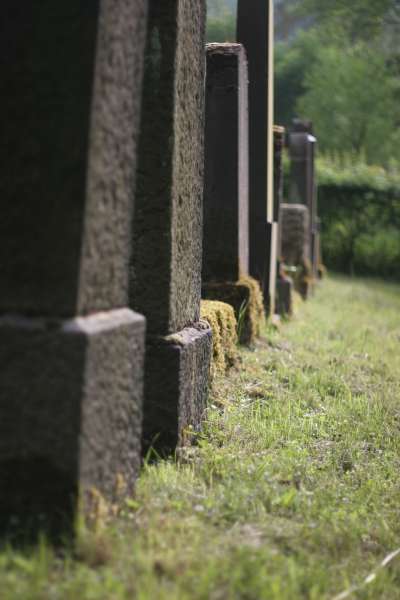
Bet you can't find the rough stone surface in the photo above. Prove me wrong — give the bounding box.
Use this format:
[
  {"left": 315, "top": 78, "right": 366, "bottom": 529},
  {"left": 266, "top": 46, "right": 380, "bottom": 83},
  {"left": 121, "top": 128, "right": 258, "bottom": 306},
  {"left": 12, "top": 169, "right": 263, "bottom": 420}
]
[
  {"left": 0, "top": 309, "right": 145, "bottom": 535},
  {"left": 131, "top": 0, "right": 206, "bottom": 335},
  {"left": 280, "top": 203, "right": 310, "bottom": 266},
  {"left": 237, "top": 0, "right": 274, "bottom": 298},
  {"left": 203, "top": 43, "right": 249, "bottom": 283},
  {"left": 0, "top": 0, "right": 147, "bottom": 317},
  {"left": 142, "top": 325, "right": 212, "bottom": 453}
]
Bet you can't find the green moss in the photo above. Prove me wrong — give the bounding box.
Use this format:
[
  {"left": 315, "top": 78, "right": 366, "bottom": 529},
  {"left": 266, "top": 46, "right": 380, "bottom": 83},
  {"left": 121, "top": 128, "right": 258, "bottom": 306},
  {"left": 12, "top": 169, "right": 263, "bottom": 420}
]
[
  {"left": 200, "top": 300, "right": 238, "bottom": 378},
  {"left": 202, "top": 276, "right": 265, "bottom": 345},
  {"left": 238, "top": 275, "right": 265, "bottom": 340}
]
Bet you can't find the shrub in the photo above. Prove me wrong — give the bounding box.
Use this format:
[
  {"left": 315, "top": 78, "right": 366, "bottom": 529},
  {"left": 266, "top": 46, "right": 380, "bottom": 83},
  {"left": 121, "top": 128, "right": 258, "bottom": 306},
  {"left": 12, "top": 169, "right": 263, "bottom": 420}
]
[{"left": 316, "top": 155, "right": 400, "bottom": 279}]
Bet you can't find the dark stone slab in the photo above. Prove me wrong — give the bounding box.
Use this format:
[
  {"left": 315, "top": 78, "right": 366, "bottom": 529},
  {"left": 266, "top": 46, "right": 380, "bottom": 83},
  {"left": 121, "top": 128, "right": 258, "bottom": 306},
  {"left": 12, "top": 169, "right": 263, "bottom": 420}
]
[
  {"left": 237, "top": 0, "right": 274, "bottom": 299},
  {"left": 142, "top": 325, "right": 212, "bottom": 454},
  {"left": 203, "top": 43, "right": 249, "bottom": 283},
  {"left": 131, "top": 0, "right": 206, "bottom": 335},
  {"left": 273, "top": 126, "right": 286, "bottom": 227},
  {"left": 0, "top": 309, "right": 145, "bottom": 538},
  {"left": 288, "top": 120, "right": 318, "bottom": 275},
  {"left": 289, "top": 130, "right": 317, "bottom": 222},
  {"left": 0, "top": 0, "right": 147, "bottom": 317}
]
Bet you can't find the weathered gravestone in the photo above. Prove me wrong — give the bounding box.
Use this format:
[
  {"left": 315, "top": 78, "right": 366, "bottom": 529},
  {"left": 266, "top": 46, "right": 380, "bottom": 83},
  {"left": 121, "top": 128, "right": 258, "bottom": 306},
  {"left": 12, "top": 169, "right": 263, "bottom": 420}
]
[
  {"left": 273, "top": 126, "right": 293, "bottom": 316},
  {"left": 203, "top": 43, "right": 249, "bottom": 285},
  {"left": 280, "top": 203, "right": 311, "bottom": 299},
  {"left": 130, "top": 0, "right": 212, "bottom": 453},
  {"left": 0, "top": 0, "right": 147, "bottom": 537},
  {"left": 237, "top": 0, "right": 277, "bottom": 315},
  {"left": 202, "top": 44, "right": 263, "bottom": 344},
  {"left": 289, "top": 119, "right": 318, "bottom": 280}
]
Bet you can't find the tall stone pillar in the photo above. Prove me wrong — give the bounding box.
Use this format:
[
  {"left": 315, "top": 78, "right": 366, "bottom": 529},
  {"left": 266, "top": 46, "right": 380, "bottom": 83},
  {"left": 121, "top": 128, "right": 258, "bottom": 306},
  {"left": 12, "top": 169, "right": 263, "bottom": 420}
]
[
  {"left": 274, "top": 125, "right": 293, "bottom": 316},
  {"left": 130, "top": 0, "right": 212, "bottom": 453},
  {"left": 237, "top": 0, "right": 276, "bottom": 315},
  {"left": 280, "top": 203, "right": 312, "bottom": 299},
  {"left": 289, "top": 119, "right": 318, "bottom": 278},
  {"left": 202, "top": 43, "right": 263, "bottom": 345},
  {"left": 203, "top": 43, "right": 249, "bottom": 285},
  {"left": 0, "top": 0, "right": 148, "bottom": 536}
]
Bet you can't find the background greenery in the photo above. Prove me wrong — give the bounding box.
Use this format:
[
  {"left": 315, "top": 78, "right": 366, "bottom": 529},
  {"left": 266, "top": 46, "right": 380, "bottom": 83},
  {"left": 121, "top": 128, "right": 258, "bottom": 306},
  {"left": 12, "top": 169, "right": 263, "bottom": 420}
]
[
  {"left": 207, "top": 0, "right": 400, "bottom": 279},
  {"left": 317, "top": 157, "right": 400, "bottom": 279}
]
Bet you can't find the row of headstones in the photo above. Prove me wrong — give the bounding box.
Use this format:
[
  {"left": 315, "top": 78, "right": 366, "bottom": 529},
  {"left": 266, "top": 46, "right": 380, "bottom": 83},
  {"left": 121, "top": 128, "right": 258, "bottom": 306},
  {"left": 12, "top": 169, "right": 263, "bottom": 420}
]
[
  {"left": 0, "top": 0, "right": 314, "bottom": 536},
  {"left": 278, "top": 120, "right": 321, "bottom": 309}
]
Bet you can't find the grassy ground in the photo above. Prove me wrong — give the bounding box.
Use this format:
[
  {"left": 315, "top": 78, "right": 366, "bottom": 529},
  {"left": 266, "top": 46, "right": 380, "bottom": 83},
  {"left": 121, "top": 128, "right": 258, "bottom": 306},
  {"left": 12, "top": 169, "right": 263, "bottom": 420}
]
[{"left": 2, "top": 276, "right": 400, "bottom": 599}]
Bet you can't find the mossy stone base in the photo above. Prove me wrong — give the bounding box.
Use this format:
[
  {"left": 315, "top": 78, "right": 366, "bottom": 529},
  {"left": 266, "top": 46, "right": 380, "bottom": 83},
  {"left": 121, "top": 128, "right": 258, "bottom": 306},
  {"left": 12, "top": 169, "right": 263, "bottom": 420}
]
[
  {"left": 200, "top": 300, "right": 239, "bottom": 378},
  {"left": 202, "top": 276, "right": 264, "bottom": 345},
  {"left": 0, "top": 309, "right": 145, "bottom": 541},
  {"left": 142, "top": 324, "right": 212, "bottom": 455}
]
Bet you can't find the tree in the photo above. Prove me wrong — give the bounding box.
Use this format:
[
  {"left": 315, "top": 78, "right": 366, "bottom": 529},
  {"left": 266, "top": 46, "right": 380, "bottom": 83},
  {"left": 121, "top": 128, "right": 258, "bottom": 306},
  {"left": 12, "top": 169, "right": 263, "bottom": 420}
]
[
  {"left": 297, "top": 44, "right": 400, "bottom": 163},
  {"left": 274, "top": 30, "right": 320, "bottom": 126},
  {"left": 293, "top": 0, "right": 400, "bottom": 43},
  {"left": 206, "top": 0, "right": 236, "bottom": 43}
]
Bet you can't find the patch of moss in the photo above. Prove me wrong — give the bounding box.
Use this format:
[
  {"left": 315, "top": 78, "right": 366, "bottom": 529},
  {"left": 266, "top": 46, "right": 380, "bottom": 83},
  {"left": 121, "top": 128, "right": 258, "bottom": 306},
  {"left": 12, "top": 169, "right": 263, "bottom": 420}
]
[
  {"left": 238, "top": 275, "right": 265, "bottom": 339},
  {"left": 200, "top": 300, "right": 238, "bottom": 378},
  {"left": 202, "top": 276, "right": 265, "bottom": 345}
]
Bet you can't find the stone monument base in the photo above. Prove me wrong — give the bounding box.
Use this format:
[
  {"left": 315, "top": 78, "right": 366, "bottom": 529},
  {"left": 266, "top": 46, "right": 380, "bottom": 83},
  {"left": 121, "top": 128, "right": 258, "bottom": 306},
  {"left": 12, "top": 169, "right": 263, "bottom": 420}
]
[
  {"left": 0, "top": 308, "right": 145, "bottom": 539},
  {"left": 142, "top": 324, "right": 212, "bottom": 455}
]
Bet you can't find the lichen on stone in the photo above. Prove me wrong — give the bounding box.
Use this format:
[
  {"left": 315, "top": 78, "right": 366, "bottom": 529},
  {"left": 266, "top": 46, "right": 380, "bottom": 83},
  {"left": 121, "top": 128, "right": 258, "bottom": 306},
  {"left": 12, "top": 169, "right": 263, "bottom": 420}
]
[
  {"left": 237, "top": 275, "right": 265, "bottom": 341},
  {"left": 200, "top": 300, "right": 238, "bottom": 379},
  {"left": 202, "top": 276, "right": 265, "bottom": 346}
]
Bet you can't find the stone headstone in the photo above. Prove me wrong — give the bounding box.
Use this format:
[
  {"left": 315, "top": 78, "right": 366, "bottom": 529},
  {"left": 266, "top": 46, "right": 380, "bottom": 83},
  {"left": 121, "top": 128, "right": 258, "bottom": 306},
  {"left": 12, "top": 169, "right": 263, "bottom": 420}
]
[
  {"left": 280, "top": 204, "right": 310, "bottom": 267},
  {"left": 288, "top": 119, "right": 318, "bottom": 277},
  {"left": 273, "top": 125, "right": 293, "bottom": 317},
  {"left": 0, "top": 0, "right": 147, "bottom": 537},
  {"left": 280, "top": 203, "right": 312, "bottom": 299},
  {"left": 237, "top": 0, "right": 275, "bottom": 314},
  {"left": 130, "top": 0, "right": 212, "bottom": 452},
  {"left": 203, "top": 43, "right": 249, "bottom": 283}
]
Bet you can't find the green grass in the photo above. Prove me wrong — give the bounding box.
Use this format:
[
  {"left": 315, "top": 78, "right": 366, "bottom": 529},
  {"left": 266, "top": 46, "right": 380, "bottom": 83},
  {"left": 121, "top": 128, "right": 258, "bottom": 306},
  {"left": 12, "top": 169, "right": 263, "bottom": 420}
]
[{"left": 2, "top": 276, "right": 400, "bottom": 599}]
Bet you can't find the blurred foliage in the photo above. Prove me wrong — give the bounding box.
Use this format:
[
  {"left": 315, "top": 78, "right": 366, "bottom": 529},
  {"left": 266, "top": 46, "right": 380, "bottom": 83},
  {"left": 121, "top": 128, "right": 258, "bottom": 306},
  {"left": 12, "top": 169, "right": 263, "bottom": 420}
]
[
  {"left": 274, "top": 30, "right": 320, "bottom": 127},
  {"left": 316, "top": 156, "right": 400, "bottom": 278},
  {"left": 206, "top": 14, "right": 236, "bottom": 43},
  {"left": 274, "top": 1, "right": 400, "bottom": 166},
  {"left": 206, "top": 0, "right": 236, "bottom": 42},
  {"left": 296, "top": 44, "right": 400, "bottom": 164},
  {"left": 292, "top": 0, "right": 400, "bottom": 45},
  {"left": 317, "top": 154, "right": 400, "bottom": 190}
]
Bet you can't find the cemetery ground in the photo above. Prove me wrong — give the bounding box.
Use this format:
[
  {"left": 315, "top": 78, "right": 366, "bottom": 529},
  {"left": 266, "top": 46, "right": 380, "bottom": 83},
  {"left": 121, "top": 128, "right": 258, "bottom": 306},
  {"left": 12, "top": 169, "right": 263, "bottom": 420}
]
[{"left": 2, "top": 276, "right": 400, "bottom": 600}]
